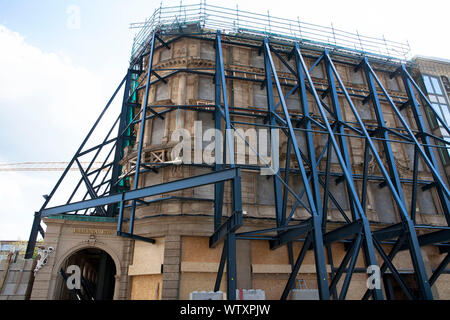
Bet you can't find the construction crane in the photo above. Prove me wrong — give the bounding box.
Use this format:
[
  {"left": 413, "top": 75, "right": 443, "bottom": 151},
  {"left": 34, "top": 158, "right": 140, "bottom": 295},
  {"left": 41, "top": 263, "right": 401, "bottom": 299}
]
[{"left": 0, "top": 162, "right": 107, "bottom": 172}]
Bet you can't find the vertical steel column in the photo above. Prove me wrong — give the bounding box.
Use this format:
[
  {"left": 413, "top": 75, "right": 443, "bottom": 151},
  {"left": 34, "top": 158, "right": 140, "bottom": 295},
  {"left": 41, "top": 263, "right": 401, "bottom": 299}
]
[
  {"left": 109, "top": 68, "right": 134, "bottom": 213},
  {"left": 400, "top": 65, "right": 450, "bottom": 224},
  {"left": 227, "top": 171, "right": 242, "bottom": 300},
  {"left": 323, "top": 49, "right": 359, "bottom": 222},
  {"left": 281, "top": 139, "right": 292, "bottom": 226},
  {"left": 25, "top": 212, "right": 42, "bottom": 259},
  {"left": 294, "top": 51, "right": 323, "bottom": 224},
  {"left": 214, "top": 31, "right": 239, "bottom": 300},
  {"left": 265, "top": 40, "right": 330, "bottom": 299},
  {"left": 263, "top": 39, "right": 283, "bottom": 228},
  {"left": 216, "top": 32, "right": 235, "bottom": 167},
  {"left": 362, "top": 57, "right": 406, "bottom": 204},
  {"left": 128, "top": 32, "right": 156, "bottom": 235},
  {"left": 214, "top": 31, "right": 226, "bottom": 230}
]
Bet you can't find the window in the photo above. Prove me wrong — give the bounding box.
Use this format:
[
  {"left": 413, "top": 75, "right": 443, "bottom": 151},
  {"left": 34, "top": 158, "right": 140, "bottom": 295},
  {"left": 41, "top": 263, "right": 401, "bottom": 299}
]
[
  {"left": 156, "top": 82, "right": 169, "bottom": 101},
  {"left": 422, "top": 75, "right": 450, "bottom": 162},
  {"left": 198, "top": 77, "right": 214, "bottom": 101},
  {"left": 257, "top": 175, "right": 275, "bottom": 205},
  {"left": 150, "top": 117, "right": 165, "bottom": 145}
]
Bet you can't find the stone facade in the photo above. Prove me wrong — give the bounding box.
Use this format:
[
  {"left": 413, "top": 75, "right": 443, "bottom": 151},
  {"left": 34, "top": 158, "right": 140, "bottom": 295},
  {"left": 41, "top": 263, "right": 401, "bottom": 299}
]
[{"left": 30, "top": 215, "right": 133, "bottom": 300}]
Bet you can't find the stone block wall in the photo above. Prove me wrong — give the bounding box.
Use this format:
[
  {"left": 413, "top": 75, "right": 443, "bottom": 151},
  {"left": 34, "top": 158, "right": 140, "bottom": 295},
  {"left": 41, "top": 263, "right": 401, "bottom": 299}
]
[{"left": 0, "top": 257, "right": 35, "bottom": 300}]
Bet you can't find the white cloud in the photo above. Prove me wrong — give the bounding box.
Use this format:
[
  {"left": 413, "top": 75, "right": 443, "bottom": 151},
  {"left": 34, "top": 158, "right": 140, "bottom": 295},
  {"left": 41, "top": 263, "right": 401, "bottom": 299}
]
[
  {"left": 0, "top": 25, "right": 121, "bottom": 240},
  {"left": 0, "top": 25, "right": 119, "bottom": 161}
]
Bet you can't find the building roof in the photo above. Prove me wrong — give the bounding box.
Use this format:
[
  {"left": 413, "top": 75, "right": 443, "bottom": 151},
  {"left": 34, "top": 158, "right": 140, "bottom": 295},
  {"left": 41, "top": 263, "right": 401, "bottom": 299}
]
[{"left": 413, "top": 55, "right": 450, "bottom": 65}]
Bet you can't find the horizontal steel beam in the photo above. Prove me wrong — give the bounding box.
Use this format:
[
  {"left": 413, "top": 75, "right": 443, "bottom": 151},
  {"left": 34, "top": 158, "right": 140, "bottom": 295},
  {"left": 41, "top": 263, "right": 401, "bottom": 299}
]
[
  {"left": 117, "top": 231, "right": 155, "bottom": 244},
  {"left": 209, "top": 212, "right": 243, "bottom": 248},
  {"left": 373, "top": 223, "right": 404, "bottom": 241},
  {"left": 269, "top": 220, "right": 312, "bottom": 250},
  {"left": 400, "top": 229, "right": 450, "bottom": 250},
  {"left": 324, "top": 222, "right": 362, "bottom": 243},
  {"left": 42, "top": 168, "right": 239, "bottom": 216}
]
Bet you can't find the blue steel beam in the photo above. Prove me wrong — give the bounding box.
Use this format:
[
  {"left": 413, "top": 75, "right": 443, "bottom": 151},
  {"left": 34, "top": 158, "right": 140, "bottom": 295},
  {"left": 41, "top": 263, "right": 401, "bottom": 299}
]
[
  {"left": 110, "top": 68, "right": 135, "bottom": 203},
  {"left": 269, "top": 220, "right": 312, "bottom": 249},
  {"left": 294, "top": 49, "right": 323, "bottom": 227},
  {"left": 323, "top": 222, "right": 361, "bottom": 244},
  {"left": 429, "top": 253, "right": 450, "bottom": 286},
  {"left": 214, "top": 241, "right": 227, "bottom": 292},
  {"left": 209, "top": 212, "right": 243, "bottom": 248},
  {"left": 76, "top": 139, "right": 118, "bottom": 215},
  {"left": 373, "top": 238, "right": 415, "bottom": 300},
  {"left": 362, "top": 58, "right": 406, "bottom": 205},
  {"left": 214, "top": 31, "right": 225, "bottom": 231},
  {"left": 328, "top": 234, "right": 361, "bottom": 294},
  {"left": 263, "top": 39, "right": 284, "bottom": 228},
  {"left": 362, "top": 233, "right": 407, "bottom": 300},
  {"left": 67, "top": 115, "right": 120, "bottom": 205},
  {"left": 264, "top": 39, "right": 330, "bottom": 299},
  {"left": 75, "top": 159, "right": 107, "bottom": 216},
  {"left": 299, "top": 48, "right": 383, "bottom": 299},
  {"left": 324, "top": 49, "right": 360, "bottom": 222},
  {"left": 339, "top": 233, "right": 362, "bottom": 300},
  {"left": 129, "top": 32, "right": 157, "bottom": 235},
  {"left": 361, "top": 58, "right": 437, "bottom": 299},
  {"left": 213, "top": 31, "right": 240, "bottom": 300},
  {"left": 410, "top": 146, "right": 420, "bottom": 223},
  {"left": 227, "top": 166, "right": 243, "bottom": 300},
  {"left": 325, "top": 51, "right": 432, "bottom": 299},
  {"left": 281, "top": 138, "right": 292, "bottom": 226},
  {"left": 26, "top": 74, "right": 128, "bottom": 258},
  {"left": 41, "top": 168, "right": 239, "bottom": 216},
  {"left": 280, "top": 233, "right": 313, "bottom": 300},
  {"left": 364, "top": 60, "right": 449, "bottom": 200}
]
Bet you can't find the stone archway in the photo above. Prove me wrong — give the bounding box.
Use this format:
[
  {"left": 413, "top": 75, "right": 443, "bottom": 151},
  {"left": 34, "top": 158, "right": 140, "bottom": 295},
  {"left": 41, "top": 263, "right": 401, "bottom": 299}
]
[{"left": 54, "top": 247, "right": 117, "bottom": 300}]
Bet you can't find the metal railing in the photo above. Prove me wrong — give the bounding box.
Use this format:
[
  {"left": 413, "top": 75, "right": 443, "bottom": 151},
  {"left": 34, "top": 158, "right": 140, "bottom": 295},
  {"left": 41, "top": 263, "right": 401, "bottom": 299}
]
[{"left": 130, "top": 2, "right": 410, "bottom": 63}]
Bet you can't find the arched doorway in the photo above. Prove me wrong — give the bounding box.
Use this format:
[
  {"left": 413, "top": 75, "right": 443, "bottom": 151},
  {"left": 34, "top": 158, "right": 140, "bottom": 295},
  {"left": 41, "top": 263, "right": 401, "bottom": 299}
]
[{"left": 56, "top": 248, "right": 117, "bottom": 300}]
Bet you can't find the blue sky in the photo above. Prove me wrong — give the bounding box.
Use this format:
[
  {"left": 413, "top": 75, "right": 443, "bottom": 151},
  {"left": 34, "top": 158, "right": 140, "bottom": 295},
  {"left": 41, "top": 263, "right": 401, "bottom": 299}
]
[{"left": 0, "top": 0, "right": 449, "bottom": 240}]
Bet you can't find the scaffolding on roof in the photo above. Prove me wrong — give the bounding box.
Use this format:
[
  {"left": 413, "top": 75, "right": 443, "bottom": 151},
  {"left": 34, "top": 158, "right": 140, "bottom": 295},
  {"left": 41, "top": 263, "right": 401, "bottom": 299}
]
[{"left": 130, "top": 2, "right": 410, "bottom": 64}]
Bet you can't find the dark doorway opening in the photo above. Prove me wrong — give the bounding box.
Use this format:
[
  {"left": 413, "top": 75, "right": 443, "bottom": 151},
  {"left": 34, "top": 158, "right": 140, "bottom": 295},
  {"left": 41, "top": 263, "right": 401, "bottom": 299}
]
[{"left": 58, "top": 248, "right": 116, "bottom": 300}]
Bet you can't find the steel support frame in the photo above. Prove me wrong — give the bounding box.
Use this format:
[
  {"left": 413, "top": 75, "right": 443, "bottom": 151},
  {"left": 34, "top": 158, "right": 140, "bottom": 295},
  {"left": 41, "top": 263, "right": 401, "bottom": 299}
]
[
  {"left": 25, "top": 74, "right": 128, "bottom": 258},
  {"left": 295, "top": 47, "right": 384, "bottom": 300},
  {"left": 28, "top": 29, "right": 450, "bottom": 300},
  {"left": 210, "top": 31, "right": 241, "bottom": 300},
  {"left": 128, "top": 32, "right": 157, "bottom": 236},
  {"left": 326, "top": 52, "right": 435, "bottom": 299},
  {"left": 264, "top": 39, "right": 331, "bottom": 299},
  {"left": 360, "top": 58, "right": 438, "bottom": 299}
]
